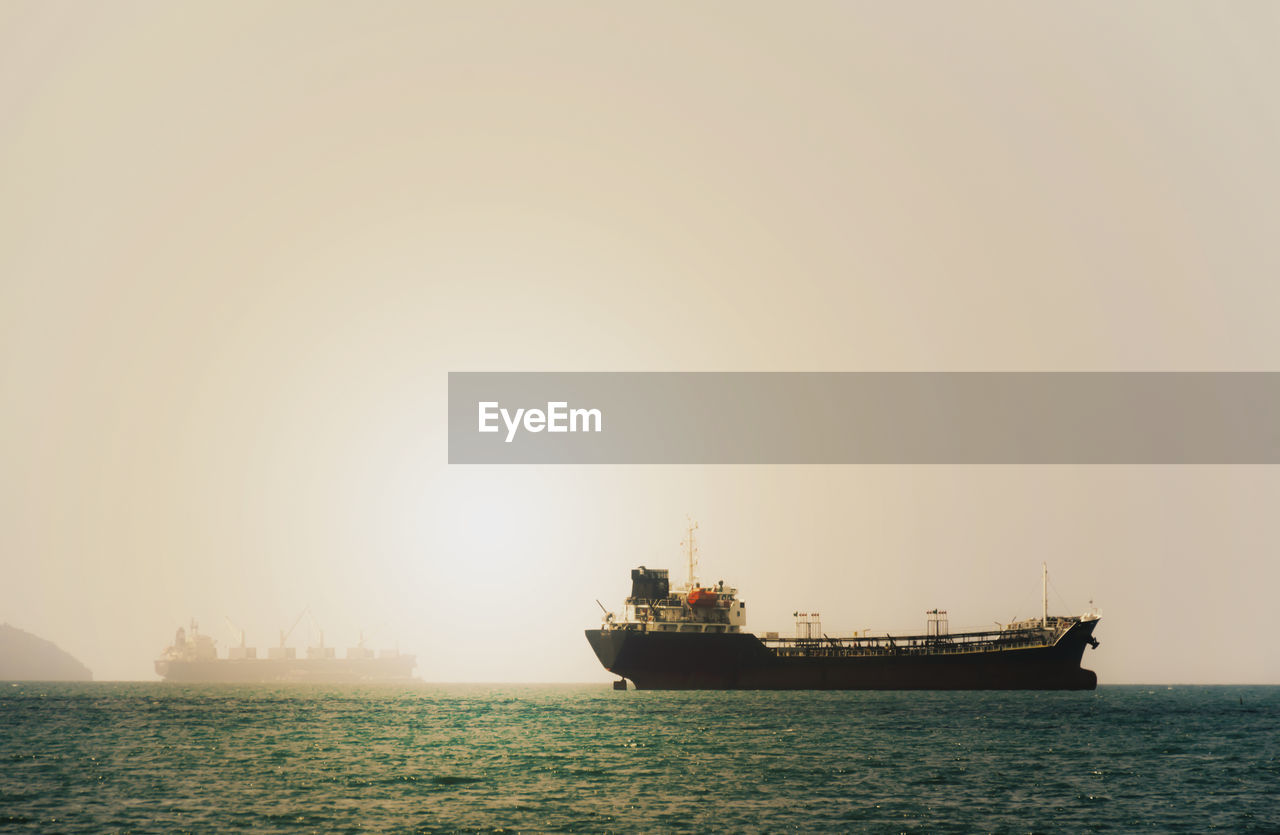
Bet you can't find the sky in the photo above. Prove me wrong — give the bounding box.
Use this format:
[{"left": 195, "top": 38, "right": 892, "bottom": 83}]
[{"left": 3, "top": 1, "right": 1279, "bottom": 683}]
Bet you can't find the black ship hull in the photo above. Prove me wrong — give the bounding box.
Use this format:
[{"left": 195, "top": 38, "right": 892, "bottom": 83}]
[{"left": 586, "top": 619, "right": 1098, "bottom": 690}]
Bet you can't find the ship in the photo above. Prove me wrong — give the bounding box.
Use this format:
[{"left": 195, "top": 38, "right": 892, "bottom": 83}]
[
  {"left": 586, "top": 524, "right": 1100, "bottom": 690},
  {"left": 154, "top": 615, "right": 417, "bottom": 683}
]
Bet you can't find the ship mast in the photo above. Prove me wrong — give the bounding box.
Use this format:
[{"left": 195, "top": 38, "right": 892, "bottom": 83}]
[
  {"left": 1042, "top": 562, "right": 1048, "bottom": 629},
  {"left": 682, "top": 519, "right": 699, "bottom": 589}
]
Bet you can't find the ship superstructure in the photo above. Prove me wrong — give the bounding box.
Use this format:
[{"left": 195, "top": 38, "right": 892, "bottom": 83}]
[
  {"left": 587, "top": 526, "right": 1101, "bottom": 690},
  {"left": 610, "top": 522, "right": 748, "bottom": 637}
]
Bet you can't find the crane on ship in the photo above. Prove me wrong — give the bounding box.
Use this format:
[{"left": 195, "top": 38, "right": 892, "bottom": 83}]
[
  {"left": 279, "top": 607, "right": 309, "bottom": 648},
  {"left": 223, "top": 616, "right": 247, "bottom": 649}
]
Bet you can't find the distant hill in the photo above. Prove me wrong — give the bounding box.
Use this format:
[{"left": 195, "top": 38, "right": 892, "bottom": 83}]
[{"left": 0, "top": 623, "right": 93, "bottom": 681}]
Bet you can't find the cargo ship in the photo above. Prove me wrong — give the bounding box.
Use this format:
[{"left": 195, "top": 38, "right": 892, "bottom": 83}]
[
  {"left": 154, "top": 617, "right": 416, "bottom": 683},
  {"left": 586, "top": 525, "right": 1100, "bottom": 690}
]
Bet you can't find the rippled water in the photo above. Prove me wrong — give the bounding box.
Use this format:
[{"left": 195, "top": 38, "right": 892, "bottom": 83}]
[{"left": 1, "top": 684, "right": 1276, "bottom": 832}]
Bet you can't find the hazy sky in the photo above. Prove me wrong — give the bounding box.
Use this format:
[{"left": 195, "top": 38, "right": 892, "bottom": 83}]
[{"left": 3, "top": 2, "right": 1279, "bottom": 683}]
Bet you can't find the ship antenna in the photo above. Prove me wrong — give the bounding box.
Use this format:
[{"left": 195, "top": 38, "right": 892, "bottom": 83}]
[
  {"left": 682, "top": 518, "right": 700, "bottom": 588},
  {"left": 1042, "top": 562, "right": 1048, "bottom": 629}
]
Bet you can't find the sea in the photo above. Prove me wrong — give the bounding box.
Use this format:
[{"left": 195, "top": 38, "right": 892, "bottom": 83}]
[{"left": 1, "top": 684, "right": 1276, "bottom": 833}]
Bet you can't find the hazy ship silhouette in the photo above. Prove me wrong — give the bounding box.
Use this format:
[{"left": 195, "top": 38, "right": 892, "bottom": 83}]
[{"left": 155, "top": 617, "right": 416, "bottom": 683}]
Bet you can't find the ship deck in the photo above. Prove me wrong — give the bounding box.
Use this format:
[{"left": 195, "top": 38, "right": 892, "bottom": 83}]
[
  {"left": 601, "top": 617, "right": 1095, "bottom": 658},
  {"left": 765, "top": 625, "right": 1068, "bottom": 658}
]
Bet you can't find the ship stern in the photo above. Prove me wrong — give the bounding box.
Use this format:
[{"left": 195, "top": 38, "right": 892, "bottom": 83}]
[{"left": 585, "top": 629, "right": 626, "bottom": 675}]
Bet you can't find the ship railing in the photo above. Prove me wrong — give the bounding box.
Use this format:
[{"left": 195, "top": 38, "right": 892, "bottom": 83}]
[
  {"left": 609, "top": 620, "right": 738, "bottom": 633},
  {"left": 764, "top": 623, "right": 1072, "bottom": 657},
  {"left": 626, "top": 594, "right": 727, "bottom": 607},
  {"left": 620, "top": 596, "right": 733, "bottom": 626}
]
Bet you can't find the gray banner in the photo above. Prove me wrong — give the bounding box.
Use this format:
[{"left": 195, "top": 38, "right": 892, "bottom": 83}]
[{"left": 447, "top": 372, "right": 1280, "bottom": 464}]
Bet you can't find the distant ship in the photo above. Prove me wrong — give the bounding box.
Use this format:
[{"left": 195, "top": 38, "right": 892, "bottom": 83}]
[
  {"left": 154, "top": 617, "right": 416, "bottom": 683},
  {"left": 586, "top": 524, "right": 1100, "bottom": 690}
]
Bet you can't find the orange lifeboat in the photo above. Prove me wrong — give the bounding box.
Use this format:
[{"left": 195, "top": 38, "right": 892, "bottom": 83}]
[{"left": 687, "top": 587, "right": 718, "bottom": 607}]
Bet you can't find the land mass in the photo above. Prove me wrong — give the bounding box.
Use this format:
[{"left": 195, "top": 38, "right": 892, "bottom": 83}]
[{"left": 0, "top": 623, "right": 92, "bottom": 681}]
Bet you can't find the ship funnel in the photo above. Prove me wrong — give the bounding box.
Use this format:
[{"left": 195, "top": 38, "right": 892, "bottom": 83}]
[{"left": 630, "top": 567, "right": 669, "bottom": 602}]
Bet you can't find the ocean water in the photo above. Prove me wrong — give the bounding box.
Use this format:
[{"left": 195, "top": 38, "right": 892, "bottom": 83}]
[{"left": 1, "top": 684, "right": 1276, "bottom": 832}]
